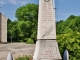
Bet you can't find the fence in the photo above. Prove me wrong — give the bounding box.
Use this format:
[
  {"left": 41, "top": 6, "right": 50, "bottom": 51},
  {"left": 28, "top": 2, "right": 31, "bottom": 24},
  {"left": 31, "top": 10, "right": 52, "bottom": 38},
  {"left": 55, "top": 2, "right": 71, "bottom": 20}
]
[{"left": 7, "top": 49, "right": 69, "bottom": 60}]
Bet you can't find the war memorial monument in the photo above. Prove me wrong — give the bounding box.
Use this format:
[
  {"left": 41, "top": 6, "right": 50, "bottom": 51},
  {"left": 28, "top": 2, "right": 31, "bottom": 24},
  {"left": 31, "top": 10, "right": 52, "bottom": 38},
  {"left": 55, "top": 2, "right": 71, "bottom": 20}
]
[{"left": 33, "top": 0, "right": 62, "bottom": 60}]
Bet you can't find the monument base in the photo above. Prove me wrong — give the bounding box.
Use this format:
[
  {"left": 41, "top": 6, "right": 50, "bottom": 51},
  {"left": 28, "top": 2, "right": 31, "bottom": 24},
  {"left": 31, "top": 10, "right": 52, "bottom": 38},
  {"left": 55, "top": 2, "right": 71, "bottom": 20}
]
[{"left": 33, "top": 40, "right": 62, "bottom": 60}]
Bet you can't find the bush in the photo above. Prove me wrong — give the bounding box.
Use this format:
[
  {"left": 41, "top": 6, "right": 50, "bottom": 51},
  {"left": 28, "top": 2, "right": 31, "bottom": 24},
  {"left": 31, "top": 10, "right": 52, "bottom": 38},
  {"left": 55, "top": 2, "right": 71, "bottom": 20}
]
[
  {"left": 26, "top": 38, "right": 34, "bottom": 44},
  {"left": 20, "top": 40, "right": 23, "bottom": 42},
  {"left": 15, "top": 55, "right": 32, "bottom": 60},
  {"left": 23, "top": 38, "right": 27, "bottom": 42}
]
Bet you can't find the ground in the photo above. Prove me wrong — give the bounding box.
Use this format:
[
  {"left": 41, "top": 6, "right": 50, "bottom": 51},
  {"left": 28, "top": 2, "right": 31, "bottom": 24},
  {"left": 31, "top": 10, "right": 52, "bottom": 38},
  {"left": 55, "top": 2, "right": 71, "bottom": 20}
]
[{"left": 0, "top": 43, "right": 35, "bottom": 60}]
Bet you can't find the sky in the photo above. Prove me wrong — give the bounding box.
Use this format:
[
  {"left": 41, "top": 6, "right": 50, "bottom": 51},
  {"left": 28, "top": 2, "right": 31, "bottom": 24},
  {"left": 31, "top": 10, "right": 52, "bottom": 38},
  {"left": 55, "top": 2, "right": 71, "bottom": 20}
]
[{"left": 0, "top": 0, "right": 80, "bottom": 21}]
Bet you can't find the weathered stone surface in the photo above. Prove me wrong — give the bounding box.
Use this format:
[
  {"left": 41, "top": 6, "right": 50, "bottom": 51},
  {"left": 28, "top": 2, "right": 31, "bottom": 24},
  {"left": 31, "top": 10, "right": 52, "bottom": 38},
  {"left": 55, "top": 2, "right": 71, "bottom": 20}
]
[
  {"left": 37, "top": 0, "right": 56, "bottom": 39},
  {"left": 33, "top": 0, "right": 62, "bottom": 60},
  {"left": 33, "top": 40, "right": 62, "bottom": 60},
  {"left": 39, "top": 40, "right": 61, "bottom": 59},
  {"left": 0, "top": 13, "right": 7, "bottom": 43}
]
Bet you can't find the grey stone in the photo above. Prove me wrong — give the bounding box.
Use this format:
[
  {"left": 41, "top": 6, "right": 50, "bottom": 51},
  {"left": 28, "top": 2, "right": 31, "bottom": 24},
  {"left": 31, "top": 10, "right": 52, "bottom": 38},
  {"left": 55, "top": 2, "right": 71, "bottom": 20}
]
[
  {"left": 33, "top": 0, "right": 62, "bottom": 60},
  {"left": 0, "top": 12, "right": 7, "bottom": 43}
]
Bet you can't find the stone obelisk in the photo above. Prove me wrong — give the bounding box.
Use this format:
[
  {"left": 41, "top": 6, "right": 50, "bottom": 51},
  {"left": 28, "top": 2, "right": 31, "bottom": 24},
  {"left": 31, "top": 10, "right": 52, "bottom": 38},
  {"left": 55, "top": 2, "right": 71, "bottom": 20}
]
[{"left": 33, "top": 0, "right": 62, "bottom": 60}]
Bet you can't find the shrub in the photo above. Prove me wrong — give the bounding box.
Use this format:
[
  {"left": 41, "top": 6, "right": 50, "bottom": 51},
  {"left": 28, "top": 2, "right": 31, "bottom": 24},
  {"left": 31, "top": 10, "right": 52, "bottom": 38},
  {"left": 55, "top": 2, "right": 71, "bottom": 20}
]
[
  {"left": 26, "top": 38, "right": 34, "bottom": 44},
  {"left": 20, "top": 40, "right": 23, "bottom": 42},
  {"left": 15, "top": 55, "right": 32, "bottom": 60}
]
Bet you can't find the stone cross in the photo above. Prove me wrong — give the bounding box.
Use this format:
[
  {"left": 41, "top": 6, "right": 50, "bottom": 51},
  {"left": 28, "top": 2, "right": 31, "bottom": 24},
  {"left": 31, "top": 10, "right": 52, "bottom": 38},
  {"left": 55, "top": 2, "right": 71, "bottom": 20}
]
[{"left": 33, "top": 0, "right": 62, "bottom": 60}]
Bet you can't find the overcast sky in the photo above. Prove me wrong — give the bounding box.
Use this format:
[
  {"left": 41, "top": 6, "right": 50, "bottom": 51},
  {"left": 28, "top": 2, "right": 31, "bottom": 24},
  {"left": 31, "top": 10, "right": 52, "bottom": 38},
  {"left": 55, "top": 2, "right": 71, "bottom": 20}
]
[{"left": 0, "top": 0, "right": 80, "bottom": 21}]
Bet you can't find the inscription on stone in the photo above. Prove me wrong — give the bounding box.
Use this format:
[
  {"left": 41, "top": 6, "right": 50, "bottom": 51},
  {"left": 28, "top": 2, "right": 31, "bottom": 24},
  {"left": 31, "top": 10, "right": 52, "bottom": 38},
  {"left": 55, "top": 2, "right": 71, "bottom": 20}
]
[
  {"left": 41, "top": 2, "right": 55, "bottom": 38},
  {"left": 40, "top": 41, "right": 59, "bottom": 59}
]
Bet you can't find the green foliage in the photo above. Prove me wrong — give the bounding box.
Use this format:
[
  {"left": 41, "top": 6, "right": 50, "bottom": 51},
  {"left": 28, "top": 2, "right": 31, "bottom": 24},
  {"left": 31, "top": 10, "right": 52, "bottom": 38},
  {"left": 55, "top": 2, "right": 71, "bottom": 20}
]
[
  {"left": 15, "top": 55, "right": 32, "bottom": 60},
  {"left": 57, "top": 33, "right": 80, "bottom": 60},
  {"left": 20, "top": 40, "right": 23, "bottom": 42},
  {"left": 7, "top": 19, "right": 19, "bottom": 42},
  {"left": 7, "top": 3, "right": 38, "bottom": 43},
  {"left": 26, "top": 38, "right": 34, "bottom": 44},
  {"left": 15, "top": 3, "right": 38, "bottom": 21},
  {"left": 57, "top": 15, "right": 80, "bottom": 60}
]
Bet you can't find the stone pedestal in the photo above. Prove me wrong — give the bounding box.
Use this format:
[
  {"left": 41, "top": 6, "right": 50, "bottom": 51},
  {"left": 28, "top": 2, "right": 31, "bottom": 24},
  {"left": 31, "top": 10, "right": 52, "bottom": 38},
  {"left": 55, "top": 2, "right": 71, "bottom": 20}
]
[{"left": 33, "top": 40, "right": 62, "bottom": 60}]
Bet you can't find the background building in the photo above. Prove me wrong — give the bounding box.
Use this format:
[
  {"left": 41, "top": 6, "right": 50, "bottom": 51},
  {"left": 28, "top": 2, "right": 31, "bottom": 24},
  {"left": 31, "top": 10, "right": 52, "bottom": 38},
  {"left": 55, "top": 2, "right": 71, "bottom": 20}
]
[{"left": 0, "top": 12, "right": 7, "bottom": 43}]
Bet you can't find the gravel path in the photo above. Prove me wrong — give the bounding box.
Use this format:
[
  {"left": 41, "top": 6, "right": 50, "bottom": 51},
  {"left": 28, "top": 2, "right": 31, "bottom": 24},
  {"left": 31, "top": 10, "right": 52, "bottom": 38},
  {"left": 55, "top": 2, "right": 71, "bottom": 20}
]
[{"left": 0, "top": 43, "right": 35, "bottom": 60}]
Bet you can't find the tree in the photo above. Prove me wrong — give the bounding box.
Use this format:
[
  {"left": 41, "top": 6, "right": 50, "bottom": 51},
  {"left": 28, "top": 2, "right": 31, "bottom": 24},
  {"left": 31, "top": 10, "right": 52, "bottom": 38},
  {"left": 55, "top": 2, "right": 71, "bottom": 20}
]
[
  {"left": 67, "top": 15, "right": 76, "bottom": 20},
  {"left": 14, "top": 3, "right": 38, "bottom": 42},
  {"left": 15, "top": 3, "right": 38, "bottom": 21},
  {"left": 56, "top": 15, "right": 80, "bottom": 60},
  {"left": 7, "top": 18, "right": 13, "bottom": 42}
]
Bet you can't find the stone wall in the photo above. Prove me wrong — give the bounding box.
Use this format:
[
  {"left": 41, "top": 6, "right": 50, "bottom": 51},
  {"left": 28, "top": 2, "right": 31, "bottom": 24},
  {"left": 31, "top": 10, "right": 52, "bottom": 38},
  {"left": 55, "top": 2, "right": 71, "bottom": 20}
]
[
  {"left": 0, "top": 13, "right": 1, "bottom": 42},
  {"left": 0, "top": 13, "right": 7, "bottom": 43}
]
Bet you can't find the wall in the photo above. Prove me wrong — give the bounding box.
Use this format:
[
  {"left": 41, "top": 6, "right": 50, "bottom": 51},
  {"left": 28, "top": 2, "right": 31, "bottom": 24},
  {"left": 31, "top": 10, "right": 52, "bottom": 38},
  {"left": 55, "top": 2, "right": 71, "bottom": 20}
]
[{"left": 0, "top": 13, "right": 7, "bottom": 43}]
